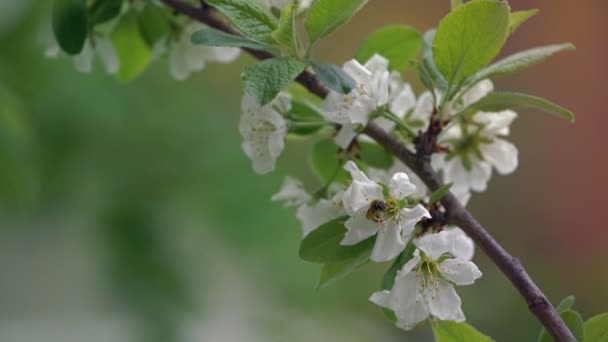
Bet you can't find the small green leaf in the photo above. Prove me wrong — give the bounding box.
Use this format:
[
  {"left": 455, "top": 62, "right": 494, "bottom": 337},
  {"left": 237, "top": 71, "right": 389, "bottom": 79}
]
[
  {"left": 137, "top": 5, "right": 171, "bottom": 48},
  {"left": 191, "top": 27, "right": 277, "bottom": 53},
  {"left": 305, "top": 0, "right": 368, "bottom": 43},
  {"left": 299, "top": 217, "right": 375, "bottom": 263},
  {"left": 469, "top": 92, "right": 575, "bottom": 123},
  {"left": 356, "top": 24, "right": 423, "bottom": 73},
  {"left": 418, "top": 62, "right": 438, "bottom": 106},
  {"left": 359, "top": 142, "right": 393, "bottom": 169},
  {"left": 317, "top": 247, "right": 371, "bottom": 290},
  {"left": 422, "top": 29, "right": 447, "bottom": 92},
  {"left": 271, "top": 4, "right": 297, "bottom": 51},
  {"left": 309, "top": 61, "right": 355, "bottom": 94},
  {"left": 206, "top": 0, "right": 278, "bottom": 43},
  {"left": 556, "top": 295, "right": 576, "bottom": 313},
  {"left": 433, "top": 0, "right": 510, "bottom": 92},
  {"left": 52, "top": 0, "right": 88, "bottom": 55},
  {"left": 112, "top": 12, "right": 152, "bottom": 82},
  {"left": 584, "top": 313, "right": 608, "bottom": 342},
  {"left": 538, "top": 310, "right": 584, "bottom": 342},
  {"left": 243, "top": 57, "right": 306, "bottom": 105},
  {"left": 470, "top": 43, "right": 575, "bottom": 83},
  {"left": 429, "top": 182, "right": 453, "bottom": 204},
  {"left": 89, "top": 0, "right": 123, "bottom": 26},
  {"left": 288, "top": 101, "right": 325, "bottom": 136},
  {"left": 310, "top": 139, "right": 349, "bottom": 185},
  {"left": 510, "top": 9, "right": 539, "bottom": 34},
  {"left": 433, "top": 321, "right": 494, "bottom": 342},
  {"left": 382, "top": 242, "right": 416, "bottom": 290}
]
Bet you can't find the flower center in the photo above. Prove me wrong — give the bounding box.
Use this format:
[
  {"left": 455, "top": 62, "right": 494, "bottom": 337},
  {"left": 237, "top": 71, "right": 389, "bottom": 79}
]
[{"left": 365, "top": 198, "right": 399, "bottom": 223}]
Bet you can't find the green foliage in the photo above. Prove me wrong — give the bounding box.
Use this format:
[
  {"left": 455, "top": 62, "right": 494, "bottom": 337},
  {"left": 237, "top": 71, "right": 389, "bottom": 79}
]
[
  {"left": 432, "top": 0, "right": 510, "bottom": 94},
  {"left": 137, "top": 5, "right": 171, "bottom": 48},
  {"left": 469, "top": 43, "right": 575, "bottom": 84},
  {"left": 271, "top": 4, "right": 297, "bottom": 52},
  {"left": 509, "top": 9, "right": 539, "bottom": 35},
  {"left": 356, "top": 24, "right": 423, "bottom": 73},
  {"left": 310, "top": 139, "right": 348, "bottom": 185},
  {"left": 89, "top": 0, "right": 123, "bottom": 26},
  {"left": 288, "top": 102, "right": 325, "bottom": 136},
  {"left": 52, "top": 0, "right": 88, "bottom": 55},
  {"left": 468, "top": 92, "right": 575, "bottom": 123},
  {"left": 422, "top": 29, "right": 447, "bottom": 92},
  {"left": 382, "top": 243, "right": 415, "bottom": 290},
  {"left": 242, "top": 57, "right": 306, "bottom": 105},
  {"left": 317, "top": 246, "right": 371, "bottom": 290},
  {"left": 429, "top": 182, "right": 453, "bottom": 204},
  {"left": 556, "top": 295, "right": 576, "bottom": 312},
  {"left": 309, "top": 61, "right": 355, "bottom": 94},
  {"left": 584, "top": 313, "right": 608, "bottom": 342},
  {"left": 433, "top": 321, "right": 494, "bottom": 342},
  {"left": 299, "top": 217, "right": 375, "bottom": 263},
  {"left": 191, "top": 27, "right": 278, "bottom": 53},
  {"left": 358, "top": 142, "right": 393, "bottom": 169},
  {"left": 206, "top": 0, "right": 278, "bottom": 44},
  {"left": 538, "top": 310, "right": 584, "bottom": 342},
  {"left": 305, "top": 0, "right": 368, "bottom": 43},
  {"left": 112, "top": 12, "right": 152, "bottom": 82}
]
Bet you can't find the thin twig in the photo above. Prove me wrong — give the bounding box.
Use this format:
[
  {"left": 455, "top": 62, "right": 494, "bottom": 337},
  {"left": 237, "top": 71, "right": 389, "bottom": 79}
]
[{"left": 159, "top": 0, "right": 575, "bottom": 340}]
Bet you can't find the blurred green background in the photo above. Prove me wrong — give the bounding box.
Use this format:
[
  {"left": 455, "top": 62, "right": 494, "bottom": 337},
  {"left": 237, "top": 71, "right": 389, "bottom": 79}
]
[{"left": 0, "top": 0, "right": 606, "bottom": 341}]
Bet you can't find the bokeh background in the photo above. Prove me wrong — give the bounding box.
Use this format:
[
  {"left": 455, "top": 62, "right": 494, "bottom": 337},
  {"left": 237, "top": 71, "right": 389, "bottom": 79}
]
[{"left": 0, "top": 0, "right": 606, "bottom": 341}]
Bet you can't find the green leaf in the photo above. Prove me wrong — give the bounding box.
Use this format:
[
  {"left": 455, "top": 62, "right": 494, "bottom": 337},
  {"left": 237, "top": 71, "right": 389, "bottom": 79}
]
[
  {"left": 206, "top": 0, "right": 278, "bottom": 43},
  {"left": 510, "top": 9, "right": 539, "bottom": 34},
  {"left": 556, "top": 295, "right": 576, "bottom": 313},
  {"left": 310, "top": 138, "right": 349, "bottom": 185},
  {"left": 469, "top": 92, "right": 575, "bottom": 123},
  {"left": 305, "top": 0, "right": 368, "bottom": 43},
  {"left": 429, "top": 182, "right": 453, "bottom": 204},
  {"left": 52, "top": 0, "right": 88, "bottom": 55},
  {"left": 432, "top": 0, "right": 510, "bottom": 92},
  {"left": 317, "top": 247, "right": 371, "bottom": 289},
  {"left": 89, "top": 0, "right": 123, "bottom": 26},
  {"left": 422, "top": 29, "right": 447, "bottom": 92},
  {"left": 243, "top": 57, "right": 306, "bottom": 105},
  {"left": 112, "top": 12, "right": 152, "bottom": 82},
  {"left": 418, "top": 62, "right": 438, "bottom": 105},
  {"left": 359, "top": 142, "right": 393, "bottom": 169},
  {"left": 469, "top": 43, "right": 575, "bottom": 83},
  {"left": 433, "top": 321, "right": 494, "bottom": 342},
  {"left": 191, "top": 27, "right": 277, "bottom": 53},
  {"left": 299, "top": 217, "right": 375, "bottom": 263},
  {"left": 538, "top": 310, "right": 584, "bottom": 342},
  {"left": 356, "top": 24, "right": 423, "bottom": 73},
  {"left": 288, "top": 101, "right": 325, "bottom": 136},
  {"left": 584, "top": 313, "right": 608, "bottom": 342},
  {"left": 137, "top": 5, "right": 171, "bottom": 48},
  {"left": 271, "top": 4, "right": 297, "bottom": 51},
  {"left": 382, "top": 243, "right": 416, "bottom": 290},
  {"left": 309, "top": 61, "right": 355, "bottom": 94}
]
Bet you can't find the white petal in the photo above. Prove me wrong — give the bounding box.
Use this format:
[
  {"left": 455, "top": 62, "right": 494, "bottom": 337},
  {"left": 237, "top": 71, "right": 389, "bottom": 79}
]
[
  {"left": 398, "top": 205, "right": 431, "bottom": 238},
  {"left": 426, "top": 282, "right": 465, "bottom": 322},
  {"left": 271, "top": 92, "right": 292, "bottom": 113},
  {"left": 389, "top": 82, "right": 416, "bottom": 118},
  {"left": 207, "top": 46, "right": 240, "bottom": 63},
  {"left": 342, "top": 211, "right": 379, "bottom": 245},
  {"left": 334, "top": 124, "right": 357, "bottom": 149},
  {"left": 475, "top": 110, "right": 517, "bottom": 136},
  {"left": 440, "top": 258, "right": 482, "bottom": 285},
  {"left": 369, "top": 290, "right": 392, "bottom": 308},
  {"left": 415, "top": 230, "right": 453, "bottom": 260},
  {"left": 388, "top": 269, "right": 430, "bottom": 330},
  {"left": 348, "top": 96, "right": 375, "bottom": 125},
  {"left": 412, "top": 91, "right": 434, "bottom": 123},
  {"left": 370, "top": 70, "right": 390, "bottom": 107},
  {"left": 462, "top": 79, "right": 494, "bottom": 106},
  {"left": 442, "top": 228, "right": 475, "bottom": 260},
  {"left": 185, "top": 45, "right": 207, "bottom": 71},
  {"left": 72, "top": 40, "right": 94, "bottom": 73},
  {"left": 469, "top": 160, "right": 492, "bottom": 192},
  {"left": 371, "top": 225, "right": 406, "bottom": 262},
  {"left": 96, "top": 37, "right": 119, "bottom": 74},
  {"left": 389, "top": 172, "right": 416, "bottom": 199},
  {"left": 296, "top": 199, "right": 345, "bottom": 237},
  {"left": 271, "top": 177, "right": 310, "bottom": 207},
  {"left": 480, "top": 138, "right": 518, "bottom": 175},
  {"left": 169, "top": 44, "right": 190, "bottom": 81},
  {"left": 363, "top": 54, "right": 389, "bottom": 73},
  {"left": 343, "top": 59, "right": 371, "bottom": 84},
  {"left": 342, "top": 179, "right": 383, "bottom": 215}
]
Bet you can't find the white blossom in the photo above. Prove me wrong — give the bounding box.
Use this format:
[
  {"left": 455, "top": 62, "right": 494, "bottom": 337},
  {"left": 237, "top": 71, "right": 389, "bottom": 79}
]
[
  {"left": 271, "top": 177, "right": 311, "bottom": 207},
  {"left": 369, "top": 229, "right": 481, "bottom": 330},
  {"left": 341, "top": 161, "right": 430, "bottom": 262},
  {"left": 239, "top": 92, "right": 290, "bottom": 174},
  {"left": 368, "top": 162, "right": 428, "bottom": 200}
]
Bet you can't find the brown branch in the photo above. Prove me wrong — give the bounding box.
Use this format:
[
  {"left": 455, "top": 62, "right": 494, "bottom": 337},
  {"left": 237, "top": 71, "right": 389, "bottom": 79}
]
[{"left": 159, "top": 0, "right": 575, "bottom": 340}]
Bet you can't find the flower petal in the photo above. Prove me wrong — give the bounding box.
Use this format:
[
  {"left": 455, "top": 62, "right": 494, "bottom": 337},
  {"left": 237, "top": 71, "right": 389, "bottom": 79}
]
[
  {"left": 440, "top": 258, "right": 482, "bottom": 286},
  {"left": 343, "top": 59, "right": 371, "bottom": 84},
  {"left": 415, "top": 230, "right": 453, "bottom": 260},
  {"left": 389, "top": 172, "right": 416, "bottom": 199},
  {"left": 363, "top": 54, "right": 389, "bottom": 73},
  {"left": 480, "top": 138, "right": 518, "bottom": 175},
  {"left": 371, "top": 224, "right": 406, "bottom": 262},
  {"left": 271, "top": 177, "right": 311, "bottom": 207},
  {"left": 334, "top": 124, "right": 358, "bottom": 149},
  {"left": 462, "top": 79, "right": 494, "bottom": 106},
  {"left": 426, "top": 282, "right": 465, "bottom": 322},
  {"left": 296, "top": 199, "right": 345, "bottom": 237},
  {"left": 342, "top": 210, "right": 379, "bottom": 245},
  {"left": 443, "top": 228, "right": 475, "bottom": 260},
  {"left": 398, "top": 205, "right": 431, "bottom": 239}
]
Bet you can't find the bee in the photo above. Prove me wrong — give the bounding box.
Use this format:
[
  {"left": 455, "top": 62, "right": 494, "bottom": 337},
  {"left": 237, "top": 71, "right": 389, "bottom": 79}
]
[{"left": 366, "top": 200, "right": 387, "bottom": 223}]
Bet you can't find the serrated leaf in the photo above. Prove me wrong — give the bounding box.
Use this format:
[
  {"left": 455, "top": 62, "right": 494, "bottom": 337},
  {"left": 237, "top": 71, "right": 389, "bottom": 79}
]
[
  {"left": 584, "top": 313, "right": 608, "bottom": 342},
  {"left": 310, "top": 138, "right": 349, "bottom": 185},
  {"left": 52, "top": 0, "right": 88, "bottom": 55},
  {"left": 422, "top": 29, "right": 447, "bottom": 92},
  {"left": 137, "top": 5, "right": 171, "bottom": 48},
  {"left": 112, "top": 12, "right": 151, "bottom": 82},
  {"left": 433, "top": 321, "right": 494, "bottom": 342},
  {"left": 556, "top": 295, "right": 576, "bottom": 313},
  {"left": 309, "top": 61, "right": 355, "bottom": 94},
  {"left": 433, "top": 0, "right": 510, "bottom": 92},
  {"left": 356, "top": 24, "right": 423, "bottom": 73},
  {"left": 510, "top": 9, "right": 539, "bottom": 34},
  {"left": 191, "top": 27, "right": 277, "bottom": 53},
  {"left": 305, "top": 0, "right": 368, "bottom": 43},
  {"left": 469, "top": 92, "right": 575, "bottom": 123},
  {"left": 538, "top": 310, "right": 584, "bottom": 342},
  {"left": 243, "top": 57, "right": 306, "bottom": 105},
  {"left": 271, "top": 4, "right": 297, "bottom": 51},
  {"left": 206, "top": 0, "right": 278, "bottom": 43},
  {"left": 299, "top": 217, "right": 375, "bottom": 263},
  {"left": 359, "top": 142, "right": 393, "bottom": 169},
  {"left": 89, "top": 0, "right": 123, "bottom": 26},
  {"left": 317, "top": 247, "right": 371, "bottom": 290},
  {"left": 429, "top": 182, "right": 453, "bottom": 204},
  {"left": 469, "top": 43, "right": 575, "bottom": 84}
]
